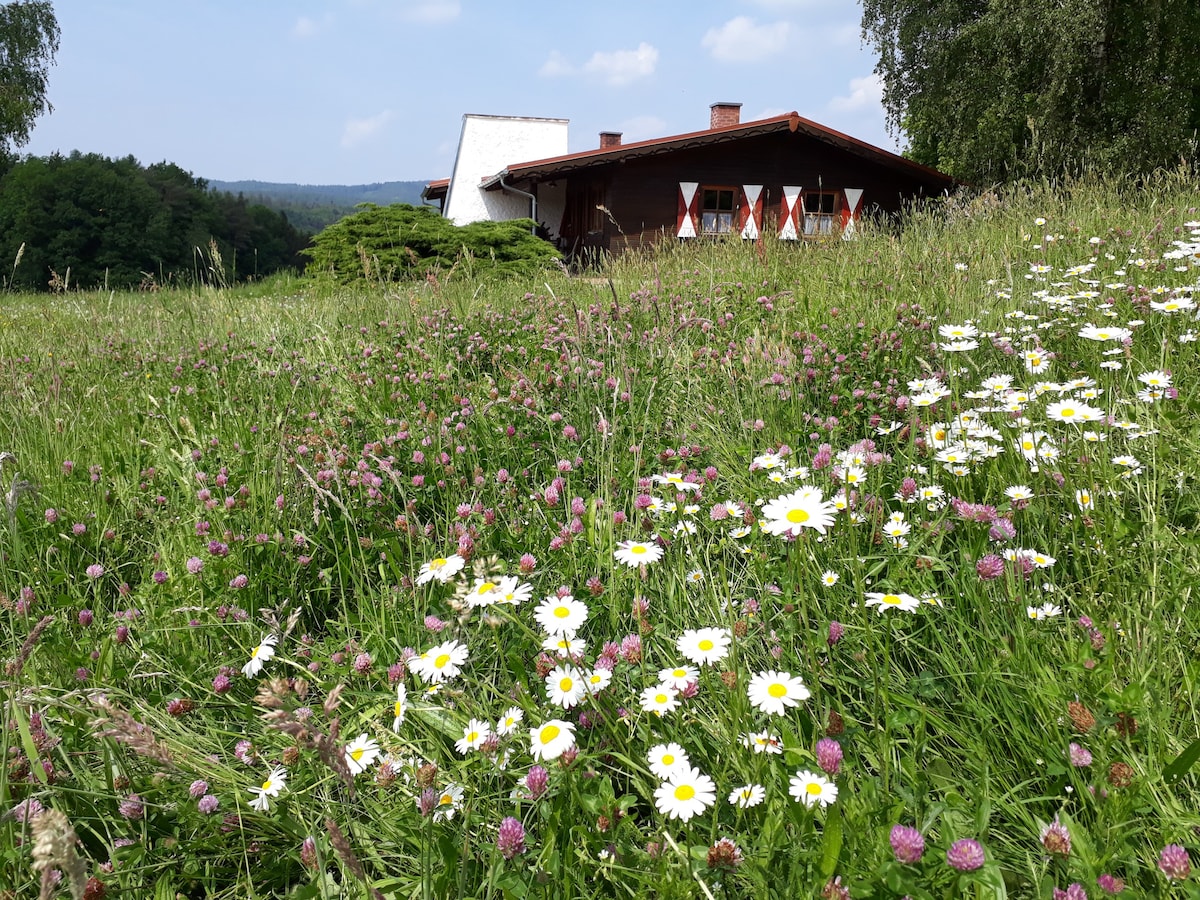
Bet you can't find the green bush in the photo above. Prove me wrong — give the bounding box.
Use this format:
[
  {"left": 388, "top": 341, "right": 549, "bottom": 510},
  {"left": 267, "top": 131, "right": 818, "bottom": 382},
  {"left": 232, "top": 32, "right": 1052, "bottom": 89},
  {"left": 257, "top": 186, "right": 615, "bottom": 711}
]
[{"left": 302, "top": 203, "right": 561, "bottom": 283}]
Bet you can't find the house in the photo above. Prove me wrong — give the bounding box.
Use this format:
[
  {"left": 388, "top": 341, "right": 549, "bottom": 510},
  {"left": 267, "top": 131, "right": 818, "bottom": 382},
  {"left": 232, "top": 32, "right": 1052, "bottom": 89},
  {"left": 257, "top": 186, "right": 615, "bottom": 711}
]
[{"left": 422, "top": 102, "right": 956, "bottom": 257}]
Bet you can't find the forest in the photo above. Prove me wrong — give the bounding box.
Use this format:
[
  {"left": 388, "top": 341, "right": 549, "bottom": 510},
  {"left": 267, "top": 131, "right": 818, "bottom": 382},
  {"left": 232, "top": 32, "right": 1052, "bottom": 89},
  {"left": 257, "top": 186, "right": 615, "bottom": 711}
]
[{"left": 0, "top": 152, "right": 313, "bottom": 290}]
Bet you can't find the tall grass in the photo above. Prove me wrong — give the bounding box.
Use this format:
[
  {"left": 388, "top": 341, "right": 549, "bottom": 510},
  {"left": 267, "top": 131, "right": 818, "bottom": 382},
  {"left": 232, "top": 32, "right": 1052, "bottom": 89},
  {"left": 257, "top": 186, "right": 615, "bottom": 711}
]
[{"left": 1, "top": 174, "right": 1199, "bottom": 898}]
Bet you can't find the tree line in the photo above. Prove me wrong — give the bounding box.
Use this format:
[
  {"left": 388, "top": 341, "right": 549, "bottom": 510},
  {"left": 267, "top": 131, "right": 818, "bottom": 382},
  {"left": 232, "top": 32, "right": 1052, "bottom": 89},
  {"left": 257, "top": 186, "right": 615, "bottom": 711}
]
[
  {"left": 206, "top": 180, "right": 430, "bottom": 234},
  {"left": 0, "top": 152, "right": 311, "bottom": 291}
]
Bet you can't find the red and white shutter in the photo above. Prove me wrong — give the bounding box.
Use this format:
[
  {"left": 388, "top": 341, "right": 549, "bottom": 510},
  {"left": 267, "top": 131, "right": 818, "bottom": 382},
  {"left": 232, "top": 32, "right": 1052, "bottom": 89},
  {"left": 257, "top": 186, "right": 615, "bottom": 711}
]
[
  {"left": 778, "top": 185, "right": 801, "bottom": 240},
  {"left": 840, "top": 188, "right": 864, "bottom": 239},
  {"left": 739, "top": 184, "right": 763, "bottom": 240},
  {"left": 677, "top": 182, "right": 700, "bottom": 238}
]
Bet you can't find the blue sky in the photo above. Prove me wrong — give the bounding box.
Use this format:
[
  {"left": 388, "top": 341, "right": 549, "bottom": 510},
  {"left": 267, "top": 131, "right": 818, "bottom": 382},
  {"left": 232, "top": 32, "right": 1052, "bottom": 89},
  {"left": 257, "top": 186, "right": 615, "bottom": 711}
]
[{"left": 22, "top": 0, "right": 896, "bottom": 186}]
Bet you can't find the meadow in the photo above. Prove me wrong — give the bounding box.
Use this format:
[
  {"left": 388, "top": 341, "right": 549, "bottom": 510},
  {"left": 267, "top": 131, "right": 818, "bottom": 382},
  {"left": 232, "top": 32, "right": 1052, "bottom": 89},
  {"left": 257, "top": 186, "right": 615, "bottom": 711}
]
[{"left": 2, "top": 174, "right": 1199, "bottom": 899}]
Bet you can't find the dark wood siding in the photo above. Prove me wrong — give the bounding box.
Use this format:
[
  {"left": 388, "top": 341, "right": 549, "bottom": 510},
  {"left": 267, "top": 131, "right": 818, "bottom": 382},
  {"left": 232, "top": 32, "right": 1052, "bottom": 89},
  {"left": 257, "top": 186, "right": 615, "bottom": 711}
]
[{"left": 549, "top": 131, "right": 942, "bottom": 254}]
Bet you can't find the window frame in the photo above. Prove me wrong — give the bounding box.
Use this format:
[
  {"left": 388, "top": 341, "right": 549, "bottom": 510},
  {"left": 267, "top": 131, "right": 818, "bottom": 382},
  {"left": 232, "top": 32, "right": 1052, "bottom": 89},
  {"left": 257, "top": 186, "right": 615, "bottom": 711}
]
[
  {"left": 699, "top": 185, "right": 738, "bottom": 236},
  {"left": 802, "top": 190, "right": 840, "bottom": 236}
]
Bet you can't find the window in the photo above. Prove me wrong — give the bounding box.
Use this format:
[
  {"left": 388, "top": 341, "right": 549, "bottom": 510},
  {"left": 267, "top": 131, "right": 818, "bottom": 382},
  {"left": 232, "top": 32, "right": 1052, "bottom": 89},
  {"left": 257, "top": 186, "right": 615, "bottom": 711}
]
[
  {"left": 700, "top": 187, "right": 736, "bottom": 235},
  {"left": 803, "top": 191, "right": 839, "bottom": 236}
]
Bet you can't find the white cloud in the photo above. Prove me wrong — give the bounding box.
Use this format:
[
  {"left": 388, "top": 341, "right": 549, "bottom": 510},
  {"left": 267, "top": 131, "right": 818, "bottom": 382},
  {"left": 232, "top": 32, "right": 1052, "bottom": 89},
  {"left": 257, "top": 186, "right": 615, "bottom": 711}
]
[
  {"left": 341, "top": 110, "right": 394, "bottom": 149},
  {"left": 539, "top": 50, "right": 575, "bottom": 78},
  {"left": 702, "top": 17, "right": 792, "bottom": 63},
  {"left": 582, "top": 42, "right": 658, "bottom": 87},
  {"left": 291, "top": 15, "right": 332, "bottom": 38},
  {"left": 399, "top": 0, "right": 461, "bottom": 24},
  {"left": 617, "top": 115, "right": 668, "bottom": 143},
  {"left": 829, "top": 74, "right": 884, "bottom": 112}
]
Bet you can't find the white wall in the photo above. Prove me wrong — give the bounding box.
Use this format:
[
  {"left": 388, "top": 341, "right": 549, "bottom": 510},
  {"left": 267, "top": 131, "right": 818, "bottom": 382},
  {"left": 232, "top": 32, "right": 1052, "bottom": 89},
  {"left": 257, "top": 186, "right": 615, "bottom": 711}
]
[{"left": 444, "top": 115, "right": 568, "bottom": 226}]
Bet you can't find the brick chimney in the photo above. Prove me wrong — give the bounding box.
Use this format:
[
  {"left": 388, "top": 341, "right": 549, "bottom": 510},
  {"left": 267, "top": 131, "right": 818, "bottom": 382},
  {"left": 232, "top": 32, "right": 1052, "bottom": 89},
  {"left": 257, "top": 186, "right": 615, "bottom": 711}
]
[
  {"left": 710, "top": 102, "right": 742, "bottom": 129},
  {"left": 599, "top": 131, "right": 622, "bottom": 149}
]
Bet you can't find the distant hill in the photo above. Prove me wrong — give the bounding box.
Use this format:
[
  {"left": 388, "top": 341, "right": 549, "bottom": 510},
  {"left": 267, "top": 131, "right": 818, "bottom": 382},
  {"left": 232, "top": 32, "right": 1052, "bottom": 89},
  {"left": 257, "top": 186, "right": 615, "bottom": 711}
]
[{"left": 207, "top": 179, "right": 432, "bottom": 233}]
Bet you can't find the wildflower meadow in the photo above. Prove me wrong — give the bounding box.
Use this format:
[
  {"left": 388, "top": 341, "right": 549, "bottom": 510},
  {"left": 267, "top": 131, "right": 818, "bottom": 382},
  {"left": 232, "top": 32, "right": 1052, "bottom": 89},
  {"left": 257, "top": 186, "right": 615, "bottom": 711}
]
[{"left": 2, "top": 175, "right": 1200, "bottom": 899}]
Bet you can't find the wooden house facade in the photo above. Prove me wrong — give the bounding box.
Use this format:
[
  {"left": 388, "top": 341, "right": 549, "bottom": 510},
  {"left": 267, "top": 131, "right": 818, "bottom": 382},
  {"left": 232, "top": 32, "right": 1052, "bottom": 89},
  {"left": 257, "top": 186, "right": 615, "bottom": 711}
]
[{"left": 423, "top": 103, "right": 956, "bottom": 258}]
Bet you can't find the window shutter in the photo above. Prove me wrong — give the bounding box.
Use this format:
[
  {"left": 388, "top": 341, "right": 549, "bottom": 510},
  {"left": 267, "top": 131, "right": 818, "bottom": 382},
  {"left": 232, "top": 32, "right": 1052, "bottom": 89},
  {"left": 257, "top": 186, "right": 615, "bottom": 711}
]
[
  {"left": 840, "top": 188, "right": 864, "bottom": 239},
  {"left": 778, "top": 186, "right": 801, "bottom": 240},
  {"left": 677, "top": 182, "right": 700, "bottom": 238},
  {"left": 739, "top": 185, "right": 763, "bottom": 240}
]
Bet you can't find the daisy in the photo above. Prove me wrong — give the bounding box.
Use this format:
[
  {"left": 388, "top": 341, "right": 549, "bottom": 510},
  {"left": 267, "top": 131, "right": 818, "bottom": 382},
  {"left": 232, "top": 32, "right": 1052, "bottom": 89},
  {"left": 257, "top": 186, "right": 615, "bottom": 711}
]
[
  {"left": 1075, "top": 489, "right": 1094, "bottom": 510},
  {"left": 685, "top": 568, "right": 705, "bottom": 585},
  {"left": 677, "top": 627, "right": 732, "bottom": 666},
  {"left": 1137, "top": 370, "right": 1172, "bottom": 388},
  {"left": 494, "top": 576, "right": 533, "bottom": 606},
  {"left": 938, "top": 323, "right": 978, "bottom": 340},
  {"left": 416, "top": 554, "right": 465, "bottom": 585},
  {"left": 653, "top": 766, "right": 717, "bottom": 822},
  {"left": 464, "top": 578, "right": 502, "bottom": 607},
  {"left": 584, "top": 668, "right": 612, "bottom": 694},
  {"left": 647, "top": 742, "right": 690, "bottom": 779},
  {"left": 651, "top": 472, "right": 701, "bottom": 492},
  {"left": 432, "top": 783, "right": 464, "bottom": 821},
  {"left": 789, "top": 770, "right": 838, "bottom": 808},
  {"left": 392, "top": 684, "right": 407, "bottom": 732},
  {"left": 410, "top": 638, "right": 469, "bottom": 684},
  {"left": 1044, "top": 400, "right": 1103, "bottom": 423},
  {"left": 821, "top": 571, "right": 840, "bottom": 587},
  {"left": 613, "top": 540, "right": 664, "bottom": 567},
  {"left": 344, "top": 734, "right": 381, "bottom": 775},
  {"left": 729, "top": 784, "right": 766, "bottom": 808},
  {"left": 1023, "top": 349, "right": 1050, "bottom": 374},
  {"left": 541, "top": 633, "right": 586, "bottom": 657},
  {"left": 639, "top": 683, "right": 680, "bottom": 716},
  {"left": 751, "top": 451, "right": 784, "bottom": 470},
  {"left": 1005, "top": 485, "right": 1034, "bottom": 503},
  {"left": 864, "top": 592, "right": 920, "bottom": 614},
  {"left": 454, "top": 719, "right": 492, "bottom": 755},
  {"left": 533, "top": 594, "right": 589, "bottom": 636},
  {"left": 1078, "top": 324, "right": 1132, "bottom": 342},
  {"left": 248, "top": 766, "right": 287, "bottom": 812},
  {"left": 1027, "top": 603, "right": 1063, "bottom": 620},
  {"left": 496, "top": 706, "right": 524, "bottom": 736},
  {"left": 746, "top": 670, "right": 811, "bottom": 716},
  {"left": 739, "top": 731, "right": 783, "bottom": 754},
  {"left": 760, "top": 485, "right": 837, "bottom": 536},
  {"left": 545, "top": 665, "right": 587, "bottom": 709},
  {"left": 242, "top": 634, "right": 278, "bottom": 677},
  {"left": 529, "top": 719, "right": 575, "bottom": 762},
  {"left": 658, "top": 664, "right": 699, "bottom": 690}
]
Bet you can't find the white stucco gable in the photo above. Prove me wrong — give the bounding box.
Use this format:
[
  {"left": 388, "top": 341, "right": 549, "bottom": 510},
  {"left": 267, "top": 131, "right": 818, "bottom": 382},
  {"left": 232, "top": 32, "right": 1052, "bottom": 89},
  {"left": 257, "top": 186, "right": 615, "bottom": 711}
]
[{"left": 443, "top": 114, "right": 569, "bottom": 227}]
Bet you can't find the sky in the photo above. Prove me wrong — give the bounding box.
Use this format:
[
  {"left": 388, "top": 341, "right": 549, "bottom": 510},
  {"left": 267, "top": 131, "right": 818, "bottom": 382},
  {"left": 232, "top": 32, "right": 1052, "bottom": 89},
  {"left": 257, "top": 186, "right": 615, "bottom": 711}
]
[{"left": 22, "top": 0, "right": 899, "bottom": 186}]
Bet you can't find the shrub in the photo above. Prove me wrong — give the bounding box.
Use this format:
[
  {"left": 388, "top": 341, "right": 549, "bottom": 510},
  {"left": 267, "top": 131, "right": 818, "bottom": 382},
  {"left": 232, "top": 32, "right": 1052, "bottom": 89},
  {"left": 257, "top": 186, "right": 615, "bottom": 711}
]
[{"left": 302, "top": 203, "right": 560, "bottom": 283}]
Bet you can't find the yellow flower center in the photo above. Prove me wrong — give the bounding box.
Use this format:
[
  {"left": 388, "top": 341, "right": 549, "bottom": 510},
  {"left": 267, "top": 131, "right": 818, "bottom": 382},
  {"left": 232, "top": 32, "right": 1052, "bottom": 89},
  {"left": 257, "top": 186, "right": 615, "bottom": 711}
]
[
  {"left": 431, "top": 557, "right": 446, "bottom": 568},
  {"left": 350, "top": 748, "right": 364, "bottom": 761},
  {"left": 559, "top": 677, "right": 574, "bottom": 692},
  {"left": 767, "top": 683, "right": 787, "bottom": 698},
  {"left": 655, "top": 693, "right": 668, "bottom": 704},
  {"left": 1060, "top": 407, "right": 1076, "bottom": 417},
  {"left": 261, "top": 780, "right": 272, "bottom": 790},
  {"left": 698, "top": 639, "right": 714, "bottom": 652},
  {"left": 439, "top": 794, "right": 453, "bottom": 805},
  {"left": 674, "top": 785, "right": 696, "bottom": 801},
  {"left": 553, "top": 606, "right": 570, "bottom": 618},
  {"left": 478, "top": 581, "right": 495, "bottom": 593},
  {"left": 467, "top": 731, "right": 478, "bottom": 742},
  {"left": 883, "top": 594, "right": 902, "bottom": 605},
  {"left": 630, "top": 545, "right": 646, "bottom": 555},
  {"left": 434, "top": 653, "right": 451, "bottom": 668},
  {"left": 786, "top": 508, "right": 810, "bottom": 524},
  {"left": 540, "top": 725, "right": 560, "bottom": 743},
  {"left": 662, "top": 754, "right": 675, "bottom": 766},
  {"left": 806, "top": 783, "right": 822, "bottom": 796}
]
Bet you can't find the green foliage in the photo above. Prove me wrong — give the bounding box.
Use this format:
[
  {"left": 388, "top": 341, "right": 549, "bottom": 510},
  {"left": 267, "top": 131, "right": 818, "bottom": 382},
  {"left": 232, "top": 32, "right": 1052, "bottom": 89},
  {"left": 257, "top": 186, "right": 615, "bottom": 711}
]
[
  {"left": 0, "top": 152, "right": 311, "bottom": 290},
  {"left": 303, "top": 202, "right": 561, "bottom": 283},
  {"left": 0, "top": 1, "right": 59, "bottom": 155},
  {"left": 861, "top": 0, "right": 1200, "bottom": 183}
]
